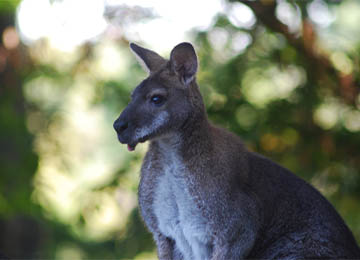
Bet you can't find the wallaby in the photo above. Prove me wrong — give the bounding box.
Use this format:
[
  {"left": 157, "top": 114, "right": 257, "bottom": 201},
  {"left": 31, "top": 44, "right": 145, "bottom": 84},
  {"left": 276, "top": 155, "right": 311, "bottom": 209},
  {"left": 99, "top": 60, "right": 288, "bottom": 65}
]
[{"left": 113, "top": 42, "right": 360, "bottom": 259}]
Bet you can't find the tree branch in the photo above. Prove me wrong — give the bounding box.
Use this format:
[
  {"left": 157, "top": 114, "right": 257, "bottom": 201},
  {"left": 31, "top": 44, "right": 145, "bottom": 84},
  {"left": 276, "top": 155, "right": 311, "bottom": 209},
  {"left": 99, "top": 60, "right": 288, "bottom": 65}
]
[{"left": 238, "top": 0, "right": 359, "bottom": 106}]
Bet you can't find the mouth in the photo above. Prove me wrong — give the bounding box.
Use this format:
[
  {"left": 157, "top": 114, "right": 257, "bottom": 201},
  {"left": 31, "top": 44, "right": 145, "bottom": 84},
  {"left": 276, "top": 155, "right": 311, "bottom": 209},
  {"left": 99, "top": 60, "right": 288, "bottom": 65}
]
[
  {"left": 125, "top": 135, "right": 149, "bottom": 152},
  {"left": 127, "top": 143, "right": 137, "bottom": 151}
]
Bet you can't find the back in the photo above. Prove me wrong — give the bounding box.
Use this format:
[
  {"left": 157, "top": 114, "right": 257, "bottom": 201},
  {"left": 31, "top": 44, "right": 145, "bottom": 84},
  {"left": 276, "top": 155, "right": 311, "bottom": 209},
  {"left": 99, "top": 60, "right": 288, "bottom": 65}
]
[{"left": 245, "top": 152, "right": 360, "bottom": 259}]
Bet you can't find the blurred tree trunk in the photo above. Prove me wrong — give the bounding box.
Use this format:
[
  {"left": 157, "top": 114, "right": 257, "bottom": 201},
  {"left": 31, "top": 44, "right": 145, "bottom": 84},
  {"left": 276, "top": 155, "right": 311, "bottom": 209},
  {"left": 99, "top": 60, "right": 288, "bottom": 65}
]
[{"left": 0, "top": 9, "right": 42, "bottom": 259}]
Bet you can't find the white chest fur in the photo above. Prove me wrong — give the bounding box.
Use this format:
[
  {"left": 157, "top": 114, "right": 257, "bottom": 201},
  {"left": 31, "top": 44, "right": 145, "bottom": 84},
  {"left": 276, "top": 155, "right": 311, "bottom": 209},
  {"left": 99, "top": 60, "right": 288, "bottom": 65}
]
[{"left": 153, "top": 155, "right": 213, "bottom": 260}]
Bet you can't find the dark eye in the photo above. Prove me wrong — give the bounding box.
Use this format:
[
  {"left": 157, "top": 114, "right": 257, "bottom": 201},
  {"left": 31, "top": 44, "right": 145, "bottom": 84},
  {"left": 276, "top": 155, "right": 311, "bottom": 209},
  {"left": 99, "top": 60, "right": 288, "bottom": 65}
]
[{"left": 150, "top": 95, "right": 165, "bottom": 106}]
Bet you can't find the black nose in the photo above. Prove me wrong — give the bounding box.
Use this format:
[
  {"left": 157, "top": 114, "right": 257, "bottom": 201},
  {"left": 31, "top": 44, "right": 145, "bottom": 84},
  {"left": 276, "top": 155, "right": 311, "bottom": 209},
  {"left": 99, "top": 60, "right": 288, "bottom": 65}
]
[{"left": 113, "top": 119, "right": 128, "bottom": 133}]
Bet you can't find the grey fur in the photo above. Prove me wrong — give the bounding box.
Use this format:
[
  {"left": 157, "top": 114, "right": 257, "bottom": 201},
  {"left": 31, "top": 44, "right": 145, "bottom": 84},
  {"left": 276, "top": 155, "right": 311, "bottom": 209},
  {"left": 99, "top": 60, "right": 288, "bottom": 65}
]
[{"left": 114, "top": 42, "right": 360, "bottom": 259}]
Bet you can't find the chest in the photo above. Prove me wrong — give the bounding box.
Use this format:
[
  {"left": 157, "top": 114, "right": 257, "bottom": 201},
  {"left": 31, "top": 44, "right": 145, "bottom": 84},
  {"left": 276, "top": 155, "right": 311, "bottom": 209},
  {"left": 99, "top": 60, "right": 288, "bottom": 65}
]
[{"left": 153, "top": 160, "right": 213, "bottom": 259}]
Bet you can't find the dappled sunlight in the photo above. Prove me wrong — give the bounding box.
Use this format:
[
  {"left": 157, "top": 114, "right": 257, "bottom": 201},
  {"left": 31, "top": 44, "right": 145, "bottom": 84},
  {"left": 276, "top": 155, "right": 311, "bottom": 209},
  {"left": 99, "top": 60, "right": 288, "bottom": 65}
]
[
  {"left": 235, "top": 105, "right": 258, "bottom": 131},
  {"left": 207, "top": 28, "right": 253, "bottom": 61},
  {"left": 24, "top": 77, "right": 62, "bottom": 110},
  {"left": 335, "top": 0, "right": 360, "bottom": 36},
  {"left": 16, "top": 0, "right": 226, "bottom": 252},
  {"left": 91, "top": 40, "right": 130, "bottom": 80},
  {"left": 313, "top": 99, "right": 342, "bottom": 130},
  {"left": 330, "top": 51, "right": 354, "bottom": 75},
  {"left": 79, "top": 189, "right": 135, "bottom": 240},
  {"left": 55, "top": 243, "right": 86, "bottom": 260},
  {"left": 17, "top": 0, "right": 107, "bottom": 50},
  {"left": 241, "top": 65, "right": 306, "bottom": 108},
  {"left": 307, "top": 0, "right": 335, "bottom": 28},
  {"left": 17, "top": 0, "right": 224, "bottom": 52},
  {"left": 115, "top": 0, "right": 223, "bottom": 51},
  {"left": 23, "top": 33, "right": 143, "bottom": 242},
  {"left": 231, "top": 32, "right": 252, "bottom": 54},
  {"left": 315, "top": 1, "right": 360, "bottom": 51},
  {"left": 276, "top": 0, "right": 302, "bottom": 33},
  {"left": 28, "top": 39, "right": 84, "bottom": 73},
  {"left": 0, "top": 0, "right": 357, "bottom": 258},
  {"left": 208, "top": 28, "right": 229, "bottom": 52},
  {"left": 313, "top": 98, "right": 360, "bottom": 132},
  {"left": 226, "top": 1, "right": 255, "bottom": 29},
  {"left": 29, "top": 75, "right": 140, "bottom": 239},
  {"left": 22, "top": 0, "right": 360, "bottom": 251},
  {"left": 343, "top": 109, "right": 360, "bottom": 132}
]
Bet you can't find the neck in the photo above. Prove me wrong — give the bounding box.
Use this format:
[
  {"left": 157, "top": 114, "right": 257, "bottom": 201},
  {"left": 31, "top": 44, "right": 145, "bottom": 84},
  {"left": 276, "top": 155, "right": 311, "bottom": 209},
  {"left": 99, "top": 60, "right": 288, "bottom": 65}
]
[{"left": 153, "top": 111, "right": 213, "bottom": 161}]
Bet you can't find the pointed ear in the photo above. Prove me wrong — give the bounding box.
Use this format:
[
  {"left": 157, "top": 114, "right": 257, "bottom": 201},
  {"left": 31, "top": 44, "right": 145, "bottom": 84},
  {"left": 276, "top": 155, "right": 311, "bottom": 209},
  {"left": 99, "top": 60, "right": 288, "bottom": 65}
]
[
  {"left": 130, "top": 43, "right": 166, "bottom": 74},
  {"left": 170, "top": 42, "right": 198, "bottom": 85}
]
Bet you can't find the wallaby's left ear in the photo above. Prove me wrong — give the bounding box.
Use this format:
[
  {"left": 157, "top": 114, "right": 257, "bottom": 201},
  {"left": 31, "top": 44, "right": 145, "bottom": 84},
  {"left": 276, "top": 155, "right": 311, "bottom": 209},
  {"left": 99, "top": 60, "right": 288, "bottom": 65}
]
[
  {"left": 130, "top": 43, "right": 166, "bottom": 74},
  {"left": 170, "top": 42, "right": 198, "bottom": 85}
]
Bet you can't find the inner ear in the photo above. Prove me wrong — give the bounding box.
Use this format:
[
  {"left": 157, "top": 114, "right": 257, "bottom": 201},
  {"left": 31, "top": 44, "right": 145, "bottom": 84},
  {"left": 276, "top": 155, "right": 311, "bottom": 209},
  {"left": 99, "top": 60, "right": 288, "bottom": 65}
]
[
  {"left": 130, "top": 43, "right": 166, "bottom": 74},
  {"left": 170, "top": 42, "right": 198, "bottom": 85}
]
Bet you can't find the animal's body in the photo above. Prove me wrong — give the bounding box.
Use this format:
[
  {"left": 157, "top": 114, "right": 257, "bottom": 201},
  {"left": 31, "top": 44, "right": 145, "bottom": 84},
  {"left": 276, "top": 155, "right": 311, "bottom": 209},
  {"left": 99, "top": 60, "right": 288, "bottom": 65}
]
[{"left": 113, "top": 42, "right": 360, "bottom": 259}]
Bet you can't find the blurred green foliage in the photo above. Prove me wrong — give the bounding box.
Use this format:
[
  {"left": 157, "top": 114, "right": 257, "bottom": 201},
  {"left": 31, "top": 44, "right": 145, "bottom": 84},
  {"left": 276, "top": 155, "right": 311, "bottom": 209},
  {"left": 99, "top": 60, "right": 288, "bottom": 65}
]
[
  {"left": 0, "top": 0, "right": 20, "bottom": 14},
  {"left": 0, "top": 0, "right": 359, "bottom": 259}
]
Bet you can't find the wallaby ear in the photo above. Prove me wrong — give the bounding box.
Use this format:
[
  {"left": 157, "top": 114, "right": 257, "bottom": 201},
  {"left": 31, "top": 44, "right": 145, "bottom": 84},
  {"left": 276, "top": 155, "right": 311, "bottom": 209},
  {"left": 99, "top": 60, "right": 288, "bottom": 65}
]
[
  {"left": 170, "top": 42, "right": 198, "bottom": 85},
  {"left": 130, "top": 43, "right": 166, "bottom": 74}
]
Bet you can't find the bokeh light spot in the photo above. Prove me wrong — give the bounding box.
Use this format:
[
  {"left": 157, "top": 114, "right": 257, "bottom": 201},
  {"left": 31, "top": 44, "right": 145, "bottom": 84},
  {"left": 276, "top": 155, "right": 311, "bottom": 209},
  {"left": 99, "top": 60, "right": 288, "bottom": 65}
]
[
  {"left": 227, "top": 2, "right": 256, "bottom": 29},
  {"left": 313, "top": 102, "right": 340, "bottom": 130},
  {"left": 330, "top": 51, "right": 353, "bottom": 75},
  {"left": 236, "top": 105, "right": 258, "bottom": 130},
  {"left": 2, "top": 26, "right": 19, "bottom": 49}
]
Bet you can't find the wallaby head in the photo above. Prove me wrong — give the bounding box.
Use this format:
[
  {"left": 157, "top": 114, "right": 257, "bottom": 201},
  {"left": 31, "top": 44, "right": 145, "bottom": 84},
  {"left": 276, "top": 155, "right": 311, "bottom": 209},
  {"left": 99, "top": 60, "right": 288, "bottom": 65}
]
[{"left": 113, "top": 42, "right": 205, "bottom": 151}]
